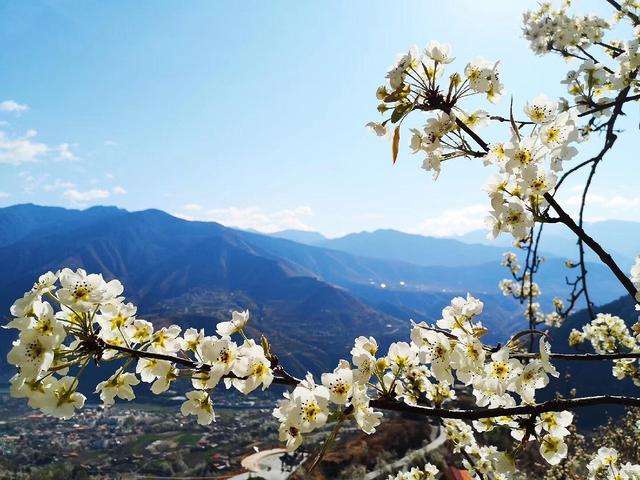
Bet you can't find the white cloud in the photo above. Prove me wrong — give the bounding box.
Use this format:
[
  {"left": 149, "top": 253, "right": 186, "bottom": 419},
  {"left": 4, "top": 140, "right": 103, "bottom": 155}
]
[
  {"left": 45, "top": 180, "right": 123, "bottom": 204},
  {"left": 0, "top": 130, "right": 48, "bottom": 165},
  {"left": 43, "top": 179, "right": 76, "bottom": 192},
  {"left": 20, "top": 171, "right": 49, "bottom": 194},
  {"left": 562, "top": 188, "right": 640, "bottom": 221},
  {"left": 0, "top": 129, "right": 78, "bottom": 165},
  {"left": 411, "top": 204, "right": 488, "bottom": 237},
  {"left": 63, "top": 188, "right": 111, "bottom": 204},
  {"left": 565, "top": 191, "right": 640, "bottom": 210},
  {"left": 176, "top": 205, "right": 314, "bottom": 233},
  {"left": 0, "top": 100, "right": 29, "bottom": 114},
  {"left": 0, "top": 192, "right": 10, "bottom": 199},
  {"left": 183, "top": 203, "right": 203, "bottom": 212},
  {"left": 55, "top": 143, "right": 78, "bottom": 161},
  {"left": 104, "top": 140, "right": 118, "bottom": 147}
]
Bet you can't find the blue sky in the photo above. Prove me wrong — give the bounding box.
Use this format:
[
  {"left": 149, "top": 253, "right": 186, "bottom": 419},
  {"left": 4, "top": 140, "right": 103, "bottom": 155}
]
[{"left": 1, "top": 0, "right": 638, "bottom": 237}]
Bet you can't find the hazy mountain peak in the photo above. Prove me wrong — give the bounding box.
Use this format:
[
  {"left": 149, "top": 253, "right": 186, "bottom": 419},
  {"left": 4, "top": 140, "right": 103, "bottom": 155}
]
[
  {"left": 317, "top": 228, "right": 506, "bottom": 268},
  {"left": 270, "top": 229, "right": 327, "bottom": 245}
]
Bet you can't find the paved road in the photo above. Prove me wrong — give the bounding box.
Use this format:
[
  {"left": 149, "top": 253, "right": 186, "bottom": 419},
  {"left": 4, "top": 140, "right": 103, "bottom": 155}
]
[
  {"left": 364, "top": 425, "right": 447, "bottom": 480},
  {"left": 228, "top": 448, "right": 295, "bottom": 480},
  {"left": 228, "top": 425, "right": 446, "bottom": 480}
]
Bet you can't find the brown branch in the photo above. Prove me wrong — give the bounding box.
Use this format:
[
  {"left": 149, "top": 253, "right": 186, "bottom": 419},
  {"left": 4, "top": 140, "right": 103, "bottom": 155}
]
[
  {"left": 543, "top": 192, "right": 638, "bottom": 300},
  {"left": 577, "top": 93, "right": 640, "bottom": 117},
  {"left": 447, "top": 87, "right": 638, "bottom": 306},
  {"left": 489, "top": 115, "right": 535, "bottom": 126},
  {"left": 577, "top": 161, "right": 598, "bottom": 319},
  {"left": 100, "top": 340, "right": 640, "bottom": 421},
  {"left": 99, "top": 340, "right": 301, "bottom": 386},
  {"left": 596, "top": 41, "right": 625, "bottom": 56},
  {"left": 606, "top": 0, "right": 640, "bottom": 25},
  {"left": 371, "top": 395, "right": 640, "bottom": 420},
  {"left": 513, "top": 352, "right": 640, "bottom": 361},
  {"left": 548, "top": 77, "right": 637, "bottom": 312},
  {"left": 554, "top": 158, "right": 596, "bottom": 192},
  {"left": 456, "top": 118, "right": 490, "bottom": 152},
  {"left": 550, "top": 47, "right": 615, "bottom": 74}
]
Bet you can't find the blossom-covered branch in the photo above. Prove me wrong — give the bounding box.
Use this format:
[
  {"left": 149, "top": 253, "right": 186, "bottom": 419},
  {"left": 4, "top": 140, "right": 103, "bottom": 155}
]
[
  {"left": 7, "top": 1, "right": 640, "bottom": 478},
  {"left": 372, "top": 394, "right": 640, "bottom": 420}
]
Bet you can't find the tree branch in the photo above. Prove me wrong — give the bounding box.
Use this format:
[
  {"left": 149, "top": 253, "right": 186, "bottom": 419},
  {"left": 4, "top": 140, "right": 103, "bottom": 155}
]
[
  {"left": 456, "top": 118, "right": 490, "bottom": 152},
  {"left": 605, "top": 0, "right": 640, "bottom": 25},
  {"left": 578, "top": 94, "right": 640, "bottom": 117},
  {"left": 98, "top": 340, "right": 640, "bottom": 424},
  {"left": 371, "top": 395, "right": 640, "bottom": 420},
  {"left": 543, "top": 192, "right": 638, "bottom": 300},
  {"left": 513, "top": 352, "right": 640, "bottom": 361},
  {"left": 99, "top": 340, "right": 302, "bottom": 386}
]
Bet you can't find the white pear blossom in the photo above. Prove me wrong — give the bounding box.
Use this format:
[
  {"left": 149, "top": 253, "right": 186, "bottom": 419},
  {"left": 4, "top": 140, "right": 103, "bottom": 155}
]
[
  {"left": 321, "top": 360, "right": 354, "bottom": 405},
  {"left": 125, "top": 318, "right": 154, "bottom": 344},
  {"left": 536, "top": 411, "right": 573, "bottom": 437},
  {"left": 136, "top": 357, "right": 163, "bottom": 383},
  {"left": 539, "top": 434, "right": 568, "bottom": 465},
  {"left": 216, "top": 310, "right": 250, "bottom": 336},
  {"left": 424, "top": 40, "right": 454, "bottom": 64},
  {"left": 96, "top": 302, "right": 136, "bottom": 334},
  {"left": 150, "top": 362, "right": 179, "bottom": 394},
  {"left": 180, "top": 390, "right": 215, "bottom": 425},
  {"left": 7, "top": 329, "right": 57, "bottom": 378},
  {"left": 57, "top": 268, "right": 123, "bottom": 312},
  {"left": 278, "top": 414, "right": 303, "bottom": 451},
  {"left": 524, "top": 94, "right": 558, "bottom": 124},
  {"left": 352, "top": 384, "right": 382, "bottom": 434},
  {"left": 149, "top": 325, "right": 182, "bottom": 354},
  {"left": 40, "top": 376, "right": 86, "bottom": 419},
  {"left": 96, "top": 371, "right": 140, "bottom": 406},
  {"left": 180, "top": 327, "right": 205, "bottom": 353},
  {"left": 228, "top": 339, "right": 273, "bottom": 393},
  {"left": 199, "top": 336, "right": 238, "bottom": 387},
  {"left": 351, "top": 335, "right": 378, "bottom": 382}
]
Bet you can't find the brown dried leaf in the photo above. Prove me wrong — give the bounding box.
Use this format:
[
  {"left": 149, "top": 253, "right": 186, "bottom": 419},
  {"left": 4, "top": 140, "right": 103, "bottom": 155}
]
[{"left": 392, "top": 126, "right": 400, "bottom": 165}]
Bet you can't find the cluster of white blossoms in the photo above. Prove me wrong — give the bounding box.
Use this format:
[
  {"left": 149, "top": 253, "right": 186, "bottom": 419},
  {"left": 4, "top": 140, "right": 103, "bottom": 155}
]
[
  {"left": 366, "top": 41, "right": 503, "bottom": 178},
  {"left": 368, "top": 43, "right": 583, "bottom": 241},
  {"left": 524, "top": 2, "right": 640, "bottom": 121},
  {"left": 570, "top": 313, "right": 637, "bottom": 353},
  {"left": 371, "top": 3, "right": 640, "bottom": 242},
  {"left": 569, "top": 313, "right": 640, "bottom": 386},
  {"left": 522, "top": 3, "right": 610, "bottom": 55},
  {"left": 587, "top": 447, "right": 640, "bottom": 479},
  {"left": 485, "top": 94, "right": 580, "bottom": 241},
  {"left": 272, "top": 292, "right": 577, "bottom": 473},
  {"left": 5, "top": 269, "right": 274, "bottom": 424},
  {"left": 498, "top": 251, "right": 565, "bottom": 328},
  {"left": 445, "top": 407, "right": 574, "bottom": 471},
  {"left": 387, "top": 463, "right": 438, "bottom": 480},
  {"left": 5, "top": 272, "right": 580, "bottom": 470}
]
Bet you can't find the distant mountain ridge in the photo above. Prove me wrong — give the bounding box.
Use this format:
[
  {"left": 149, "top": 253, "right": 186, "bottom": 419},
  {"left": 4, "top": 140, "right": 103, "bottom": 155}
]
[
  {"left": 271, "top": 219, "right": 640, "bottom": 270},
  {"left": 270, "top": 228, "right": 507, "bottom": 268},
  {"left": 271, "top": 229, "right": 327, "bottom": 245},
  {"left": 0, "top": 204, "right": 405, "bottom": 377},
  {"left": 0, "top": 204, "right": 630, "bottom": 381},
  {"left": 456, "top": 220, "right": 639, "bottom": 268}
]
